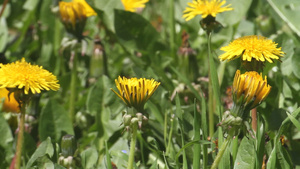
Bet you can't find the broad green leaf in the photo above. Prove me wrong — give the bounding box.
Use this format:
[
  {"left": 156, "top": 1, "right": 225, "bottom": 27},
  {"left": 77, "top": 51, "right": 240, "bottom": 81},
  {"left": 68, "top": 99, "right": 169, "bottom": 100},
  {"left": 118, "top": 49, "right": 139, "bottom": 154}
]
[
  {"left": 26, "top": 137, "right": 54, "bottom": 168},
  {"left": 0, "top": 114, "right": 13, "bottom": 147},
  {"left": 277, "top": 143, "right": 293, "bottom": 169},
  {"left": 114, "top": 9, "right": 159, "bottom": 52},
  {"left": 217, "top": 0, "right": 253, "bottom": 26},
  {"left": 81, "top": 147, "right": 99, "bottom": 169},
  {"left": 39, "top": 99, "right": 74, "bottom": 142},
  {"left": 267, "top": 0, "right": 300, "bottom": 36},
  {"left": 23, "top": 0, "right": 39, "bottom": 11},
  {"left": 234, "top": 137, "right": 255, "bottom": 169}
]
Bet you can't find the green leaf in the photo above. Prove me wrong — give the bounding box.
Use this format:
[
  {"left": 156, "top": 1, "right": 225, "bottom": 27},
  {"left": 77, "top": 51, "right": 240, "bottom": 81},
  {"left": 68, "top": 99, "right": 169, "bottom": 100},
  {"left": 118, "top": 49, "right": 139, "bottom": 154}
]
[
  {"left": 217, "top": 0, "right": 253, "bottom": 26},
  {"left": 277, "top": 143, "right": 293, "bottom": 169},
  {"left": 81, "top": 147, "right": 99, "bottom": 169},
  {"left": 234, "top": 137, "right": 255, "bottom": 169},
  {"left": 114, "top": 9, "right": 159, "bottom": 52},
  {"left": 23, "top": 0, "right": 39, "bottom": 11},
  {"left": 285, "top": 111, "right": 300, "bottom": 131},
  {"left": 267, "top": 146, "right": 277, "bottom": 169},
  {"left": 105, "top": 141, "right": 113, "bottom": 169},
  {"left": 267, "top": 0, "right": 300, "bottom": 36},
  {"left": 0, "top": 114, "right": 13, "bottom": 147},
  {"left": 26, "top": 137, "right": 54, "bottom": 168},
  {"left": 39, "top": 99, "right": 74, "bottom": 142}
]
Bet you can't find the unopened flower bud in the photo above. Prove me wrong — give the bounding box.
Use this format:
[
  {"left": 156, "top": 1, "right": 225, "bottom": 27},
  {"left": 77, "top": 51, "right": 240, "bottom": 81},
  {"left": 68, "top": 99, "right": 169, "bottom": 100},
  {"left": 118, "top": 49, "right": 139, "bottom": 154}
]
[
  {"left": 131, "top": 117, "right": 139, "bottom": 126},
  {"left": 123, "top": 114, "right": 132, "bottom": 127}
]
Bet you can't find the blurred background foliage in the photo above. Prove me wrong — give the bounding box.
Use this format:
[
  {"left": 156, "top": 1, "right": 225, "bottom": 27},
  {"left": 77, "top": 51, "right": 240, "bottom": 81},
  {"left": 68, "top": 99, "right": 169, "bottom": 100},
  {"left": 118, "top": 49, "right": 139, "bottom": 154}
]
[{"left": 1, "top": 0, "right": 300, "bottom": 168}]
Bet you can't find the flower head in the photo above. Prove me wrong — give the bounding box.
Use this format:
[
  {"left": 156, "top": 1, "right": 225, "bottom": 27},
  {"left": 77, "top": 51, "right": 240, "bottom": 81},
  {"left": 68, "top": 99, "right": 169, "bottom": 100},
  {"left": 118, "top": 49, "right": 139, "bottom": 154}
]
[
  {"left": 219, "top": 35, "right": 284, "bottom": 63},
  {"left": 111, "top": 76, "right": 160, "bottom": 111},
  {"left": 59, "top": 0, "right": 97, "bottom": 38},
  {"left": 183, "top": 0, "right": 233, "bottom": 21},
  {"left": 232, "top": 70, "right": 271, "bottom": 110},
  {"left": 0, "top": 58, "right": 60, "bottom": 95},
  {"left": 0, "top": 88, "right": 19, "bottom": 113},
  {"left": 121, "top": 0, "right": 149, "bottom": 12}
]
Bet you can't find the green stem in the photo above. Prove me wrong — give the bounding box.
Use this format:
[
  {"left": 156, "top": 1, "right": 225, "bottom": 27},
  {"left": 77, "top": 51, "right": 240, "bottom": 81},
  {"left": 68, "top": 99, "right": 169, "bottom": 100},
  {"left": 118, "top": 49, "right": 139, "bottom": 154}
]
[
  {"left": 208, "top": 79, "right": 214, "bottom": 138},
  {"left": 127, "top": 123, "right": 138, "bottom": 169},
  {"left": 207, "top": 32, "right": 215, "bottom": 138},
  {"left": 232, "top": 136, "right": 238, "bottom": 162},
  {"left": 211, "top": 137, "right": 231, "bottom": 169},
  {"left": 207, "top": 32, "right": 221, "bottom": 119},
  {"left": 69, "top": 51, "right": 78, "bottom": 123},
  {"left": 15, "top": 104, "right": 26, "bottom": 169}
]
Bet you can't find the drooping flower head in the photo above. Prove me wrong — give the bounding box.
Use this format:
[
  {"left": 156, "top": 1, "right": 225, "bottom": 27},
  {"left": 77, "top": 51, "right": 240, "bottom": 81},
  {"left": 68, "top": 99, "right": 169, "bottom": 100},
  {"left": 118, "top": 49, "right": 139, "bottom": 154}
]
[
  {"left": 183, "top": 0, "right": 233, "bottom": 21},
  {"left": 232, "top": 70, "right": 271, "bottom": 111},
  {"left": 219, "top": 35, "right": 284, "bottom": 63},
  {"left": 0, "top": 58, "right": 60, "bottom": 100},
  {"left": 59, "top": 0, "right": 97, "bottom": 39},
  {"left": 121, "top": 0, "right": 149, "bottom": 12},
  {"left": 111, "top": 76, "right": 160, "bottom": 112},
  {"left": 0, "top": 88, "right": 20, "bottom": 113}
]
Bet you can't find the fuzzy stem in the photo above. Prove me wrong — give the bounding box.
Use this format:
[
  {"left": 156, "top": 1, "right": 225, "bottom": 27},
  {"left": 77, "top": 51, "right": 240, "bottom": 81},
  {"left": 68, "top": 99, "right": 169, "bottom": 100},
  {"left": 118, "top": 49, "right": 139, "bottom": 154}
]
[
  {"left": 69, "top": 51, "right": 78, "bottom": 123},
  {"left": 211, "top": 137, "right": 231, "bottom": 169},
  {"left": 207, "top": 32, "right": 214, "bottom": 138},
  {"left": 15, "top": 104, "right": 26, "bottom": 169},
  {"left": 127, "top": 123, "right": 138, "bottom": 169},
  {"left": 251, "top": 108, "right": 257, "bottom": 132}
]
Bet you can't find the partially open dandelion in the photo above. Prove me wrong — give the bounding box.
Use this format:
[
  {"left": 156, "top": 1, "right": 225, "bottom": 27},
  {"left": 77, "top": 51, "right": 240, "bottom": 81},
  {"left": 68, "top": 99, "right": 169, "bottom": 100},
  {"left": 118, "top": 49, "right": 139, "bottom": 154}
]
[
  {"left": 59, "top": 0, "right": 97, "bottom": 39},
  {"left": 183, "top": 0, "right": 233, "bottom": 21},
  {"left": 232, "top": 70, "right": 271, "bottom": 111},
  {"left": 111, "top": 76, "right": 160, "bottom": 112},
  {"left": 219, "top": 35, "right": 284, "bottom": 63},
  {"left": 0, "top": 88, "right": 19, "bottom": 113},
  {"left": 121, "top": 0, "right": 149, "bottom": 12},
  {"left": 0, "top": 58, "right": 60, "bottom": 98}
]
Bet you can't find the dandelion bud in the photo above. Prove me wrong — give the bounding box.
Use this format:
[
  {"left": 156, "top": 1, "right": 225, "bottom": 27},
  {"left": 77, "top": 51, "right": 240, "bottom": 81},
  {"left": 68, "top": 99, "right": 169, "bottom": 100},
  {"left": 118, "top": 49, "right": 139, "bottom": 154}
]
[{"left": 123, "top": 114, "right": 132, "bottom": 127}]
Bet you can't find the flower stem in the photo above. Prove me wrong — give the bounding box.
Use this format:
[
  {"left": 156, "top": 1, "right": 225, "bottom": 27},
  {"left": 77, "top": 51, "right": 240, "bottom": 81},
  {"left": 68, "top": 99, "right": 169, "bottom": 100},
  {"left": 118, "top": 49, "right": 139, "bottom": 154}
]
[
  {"left": 211, "top": 137, "right": 231, "bottom": 169},
  {"left": 69, "top": 51, "right": 78, "bottom": 123},
  {"left": 15, "top": 104, "right": 26, "bottom": 169},
  {"left": 127, "top": 123, "right": 138, "bottom": 169}
]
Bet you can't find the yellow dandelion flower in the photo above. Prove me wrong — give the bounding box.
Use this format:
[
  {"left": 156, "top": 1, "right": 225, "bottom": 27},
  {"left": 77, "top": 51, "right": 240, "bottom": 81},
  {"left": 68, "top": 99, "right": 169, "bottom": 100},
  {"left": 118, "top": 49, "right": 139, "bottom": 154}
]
[
  {"left": 183, "top": 0, "right": 233, "bottom": 21},
  {"left": 0, "top": 58, "right": 60, "bottom": 95},
  {"left": 0, "top": 88, "right": 20, "bottom": 113},
  {"left": 59, "top": 0, "right": 96, "bottom": 38},
  {"left": 219, "top": 35, "right": 284, "bottom": 63},
  {"left": 111, "top": 76, "right": 160, "bottom": 111},
  {"left": 121, "top": 0, "right": 149, "bottom": 12},
  {"left": 233, "top": 70, "right": 271, "bottom": 110}
]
